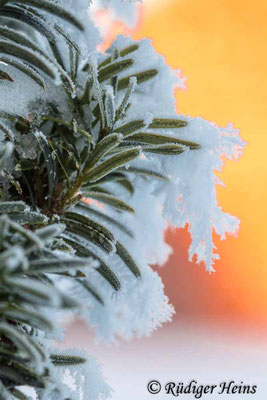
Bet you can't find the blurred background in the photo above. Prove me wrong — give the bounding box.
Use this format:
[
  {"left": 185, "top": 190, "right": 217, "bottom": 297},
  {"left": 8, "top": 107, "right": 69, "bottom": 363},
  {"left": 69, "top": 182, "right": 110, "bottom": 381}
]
[{"left": 66, "top": 0, "right": 267, "bottom": 398}]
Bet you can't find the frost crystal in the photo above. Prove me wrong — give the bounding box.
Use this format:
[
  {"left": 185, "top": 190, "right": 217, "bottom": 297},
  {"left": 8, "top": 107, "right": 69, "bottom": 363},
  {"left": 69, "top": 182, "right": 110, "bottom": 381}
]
[{"left": 0, "top": 0, "right": 245, "bottom": 399}]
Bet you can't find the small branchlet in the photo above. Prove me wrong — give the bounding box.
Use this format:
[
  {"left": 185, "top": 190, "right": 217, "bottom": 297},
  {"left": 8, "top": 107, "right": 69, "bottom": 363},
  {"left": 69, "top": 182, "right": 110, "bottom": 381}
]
[{"left": 0, "top": 2, "right": 200, "bottom": 398}]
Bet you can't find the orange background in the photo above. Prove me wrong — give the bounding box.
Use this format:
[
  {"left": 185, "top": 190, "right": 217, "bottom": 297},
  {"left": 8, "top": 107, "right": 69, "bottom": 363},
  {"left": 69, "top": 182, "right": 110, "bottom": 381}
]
[{"left": 100, "top": 0, "right": 267, "bottom": 330}]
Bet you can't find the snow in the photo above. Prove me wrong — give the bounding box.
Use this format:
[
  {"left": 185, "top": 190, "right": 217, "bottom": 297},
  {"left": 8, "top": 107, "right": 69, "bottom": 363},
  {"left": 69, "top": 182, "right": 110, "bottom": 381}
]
[
  {"left": 106, "top": 35, "right": 245, "bottom": 272},
  {"left": 90, "top": 0, "right": 141, "bottom": 29},
  {"left": 34, "top": 345, "right": 112, "bottom": 400},
  {"left": 0, "top": 0, "right": 245, "bottom": 399}
]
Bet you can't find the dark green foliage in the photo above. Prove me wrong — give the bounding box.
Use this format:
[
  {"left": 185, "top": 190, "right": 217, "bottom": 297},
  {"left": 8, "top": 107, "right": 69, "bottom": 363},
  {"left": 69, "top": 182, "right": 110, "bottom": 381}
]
[
  {"left": 126, "top": 132, "right": 200, "bottom": 150},
  {"left": 0, "top": 40, "right": 57, "bottom": 79},
  {"left": 0, "top": 1, "right": 200, "bottom": 398},
  {"left": 118, "top": 68, "right": 159, "bottom": 90},
  {"left": 98, "top": 59, "right": 134, "bottom": 83},
  {"left": 50, "top": 354, "right": 86, "bottom": 366}
]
